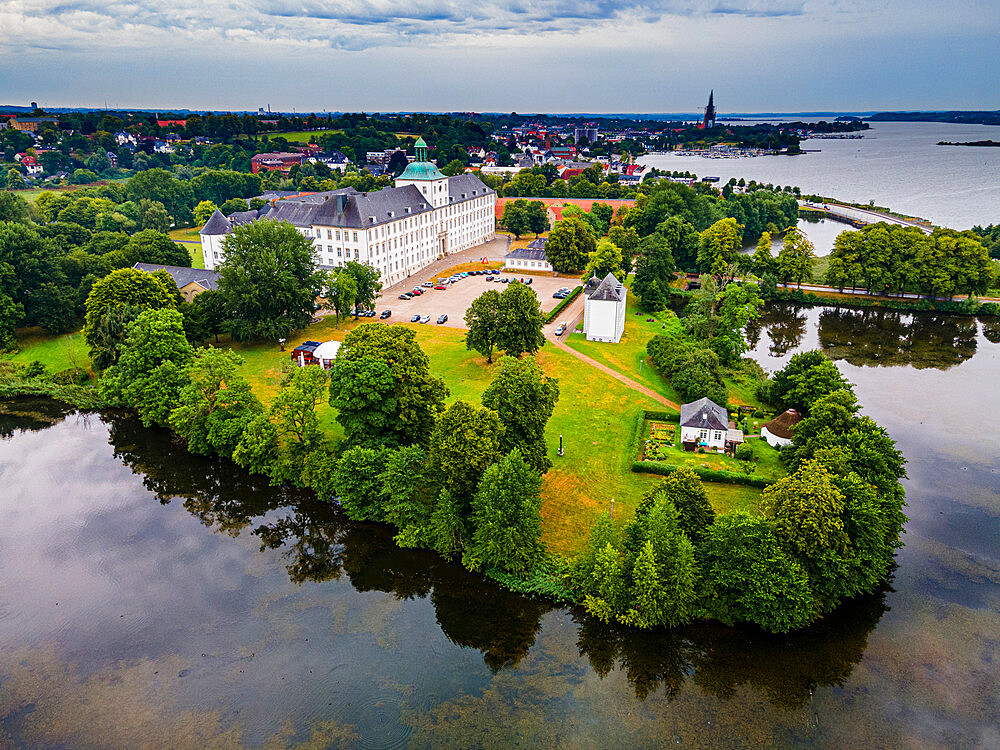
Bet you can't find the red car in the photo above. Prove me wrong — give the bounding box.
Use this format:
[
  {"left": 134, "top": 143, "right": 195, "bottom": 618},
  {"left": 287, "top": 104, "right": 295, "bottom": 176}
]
[
  {"left": 434, "top": 284, "right": 447, "bottom": 290},
  {"left": 410, "top": 288, "right": 423, "bottom": 296}
]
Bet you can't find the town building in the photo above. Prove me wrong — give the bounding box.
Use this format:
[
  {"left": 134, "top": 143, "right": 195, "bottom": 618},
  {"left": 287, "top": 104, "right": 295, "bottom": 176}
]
[
  {"left": 505, "top": 238, "right": 552, "bottom": 272},
  {"left": 701, "top": 91, "right": 716, "bottom": 129},
  {"left": 133, "top": 263, "right": 219, "bottom": 302},
  {"left": 582, "top": 273, "right": 627, "bottom": 343},
  {"left": 680, "top": 398, "right": 729, "bottom": 451},
  {"left": 250, "top": 152, "right": 305, "bottom": 174},
  {"left": 200, "top": 137, "right": 496, "bottom": 287},
  {"left": 8, "top": 117, "right": 58, "bottom": 132},
  {"left": 574, "top": 127, "right": 598, "bottom": 144}
]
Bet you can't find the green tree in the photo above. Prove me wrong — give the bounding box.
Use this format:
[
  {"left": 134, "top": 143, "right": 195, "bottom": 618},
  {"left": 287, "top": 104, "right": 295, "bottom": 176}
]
[
  {"left": 429, "top": 400, "right": 505, "bottom": 501},
  {"left": 751, "top": 231, "right": 777, "bottom": 276},
  {"left": 441, "top": 159, "right": 466, "bottom": 177},
  {"left": 762, "top": 460, "right": 848, "bottom": 559},
  {"left": 0, "top": 192, "right": 30, "bottom": 223},
  {"left": 464, "top": 288, "right": 503, "bottom": 362},
  {"left": 380, "top": 445, "right": 433, "bottom": 539},
  {"left": 525, "top": 200, "right": 549, "bottom": 236},
  {"left": 607, "top": 225, "right": 640, "bottom": 274},
  {"left": 583, "top": 238, "right": 624, "bottom": 281},
  {"left": 776, "top": 227, "right": 816, "bottom": 287},
  {"left": 631, "top": 233, "right": 675, "bottom": 311},
  {"left": 334, "top": 446, "right": 391, "bottom": 521},
  {"left": 194, "top": 200, "right": 219, "bottom": 225},
  {"left": 6, "top": 169, "right": 25, "bottom": 190},
  {"left": 99, "top": 308, "right": 194, "bottom": 427},
  {"left": 84, "top": 267, "right": 177, "bottom": 353},
  {"left": 329, "top": 322, "right": 448, "bottom": 447},
  {"left": 427, "top": 489, "right": 465, "bottom": 558},
  {"left": 496, "top": 282, "right": 545, "bottom": 358},
  {"left": 697, "top": 218, "right": 743, "bottom": 275},
  {"left": 168, "top": 348, "right": 263, "bottom": 456},
  {"left": 466, "top": 449, "right": 544, "bottom": 576},
  {"left": 340, "top": 261, "right": 382, "bottom": 313},
  {"left": 701, "top": 513, "right": 815, "bottom": 633},
  {"left": 323, "top": 268, "right": 357, "bottom": 325},
  {"left": 768, "top": 350, "right": 852, "bottom": 415},
  {"left": 545, "top": 217, "right": 596, "bottom": 272},
  {"left": 638, "top": 467, "right": 715, "bottom": 542},
  {"left": 120, "top": 229, "right": 191, "bottom": 268},
  {"left": 217, "top": 219, "right": 325, "bottom": 341},
  {"left": 125, "top": 168, "right": 194, "bottom": 225},
  {"left": 0, "top": 293, "right": 23, "bottom": 352},
  {"left": 482, "top": 355, "right": 559, "bottom": 473},
  {"left": 501, "top": 200, "right": 530, "bottom": 238}
]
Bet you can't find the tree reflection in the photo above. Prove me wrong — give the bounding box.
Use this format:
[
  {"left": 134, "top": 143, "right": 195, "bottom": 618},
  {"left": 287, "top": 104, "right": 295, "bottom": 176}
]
[
  {"left": 573, "top": 585, "right": 888, "bottom": 707},
  {"left": 819, "top": 308, "right": 977, "bottom": 369},
  {"left": 981, "top": 318, "right": 1000, "bottom": 344},
  {"left": 755, "top": 305, "right": 809, "bottom": 357},
  {"left": 0, "top": 397, "right": 76, "bottom": 439},
  {"left": 103, "top": 407, "right": 885, "bottom": 707}
]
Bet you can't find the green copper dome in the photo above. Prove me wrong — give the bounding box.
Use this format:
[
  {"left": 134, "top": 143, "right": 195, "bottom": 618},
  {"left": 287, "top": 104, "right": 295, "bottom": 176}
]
[
  {"left": 396, "top": 161, "right": 445, "bottom": 180},
  {"left": 414, "top": 136, "right": 427, "bottom": 148}
]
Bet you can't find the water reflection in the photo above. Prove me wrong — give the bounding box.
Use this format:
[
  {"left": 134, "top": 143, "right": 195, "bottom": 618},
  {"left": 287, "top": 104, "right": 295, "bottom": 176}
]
[
  {"left": 98, "top": 409, "right": 882, "bottom": 699},
  {"left": 753, "top": 304, "right": 980, "bottom": 370}
]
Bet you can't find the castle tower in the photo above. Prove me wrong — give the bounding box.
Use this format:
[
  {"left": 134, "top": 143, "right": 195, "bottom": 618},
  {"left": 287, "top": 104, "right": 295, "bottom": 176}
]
[{"left": 702, "top": 90, "right": 716, "bottom": 129}]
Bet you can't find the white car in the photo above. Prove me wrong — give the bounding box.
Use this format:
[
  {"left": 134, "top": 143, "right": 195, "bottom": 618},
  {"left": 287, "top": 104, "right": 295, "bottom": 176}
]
[{"left": 555, "top": 322, "right": 567, "bottom": 336}]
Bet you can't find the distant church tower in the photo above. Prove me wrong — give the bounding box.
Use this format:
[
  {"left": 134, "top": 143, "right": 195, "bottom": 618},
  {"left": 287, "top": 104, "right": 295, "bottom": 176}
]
[{"left": 702, "top": 90, "right": 716, "bottom": 129}]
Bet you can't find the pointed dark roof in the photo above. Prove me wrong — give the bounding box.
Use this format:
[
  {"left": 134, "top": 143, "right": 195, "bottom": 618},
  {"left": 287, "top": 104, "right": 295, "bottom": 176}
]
[
  {"left": 133, "top": 263, "right": 219, "bottom": 291},
  {"left": 680, "top": 397, "right": 728, "bottom": 431},
  {"left": 587, "top": 272, "right": 625, "bottom": 302},
  {"left": 199, "top": 208, "right": 231, "bottom": 236}
]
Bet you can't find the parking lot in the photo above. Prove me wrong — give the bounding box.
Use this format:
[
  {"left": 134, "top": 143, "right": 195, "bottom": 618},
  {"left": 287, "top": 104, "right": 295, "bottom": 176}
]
[{"left": 371, "top": 271, "right": 578, "bottom": 330}]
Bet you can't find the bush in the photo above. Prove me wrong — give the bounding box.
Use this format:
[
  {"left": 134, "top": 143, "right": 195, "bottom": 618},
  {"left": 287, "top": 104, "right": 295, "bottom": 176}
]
[
  {"left": 544, "top": 286, "right": 583, "bottom": 323},
  {"left": 630, "top": 461, "right": 771, "bottom": 487},
  {"left": 52, "top": 366, "right": 89, "bottom": 385},
  {"left": 735, "top": 441, "right": 756, "bottom": 461}
]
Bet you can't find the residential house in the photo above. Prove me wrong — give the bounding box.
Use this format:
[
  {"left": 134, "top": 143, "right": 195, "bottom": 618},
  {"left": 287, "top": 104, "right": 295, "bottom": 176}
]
[{"left": 680, "top": 398, "right": 729, "bottom": 451}]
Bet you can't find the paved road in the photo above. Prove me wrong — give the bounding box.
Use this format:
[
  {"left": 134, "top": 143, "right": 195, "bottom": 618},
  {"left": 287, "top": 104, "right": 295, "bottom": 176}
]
[{"left": 799, "top": 200, "right": 932, "bottom": 233}]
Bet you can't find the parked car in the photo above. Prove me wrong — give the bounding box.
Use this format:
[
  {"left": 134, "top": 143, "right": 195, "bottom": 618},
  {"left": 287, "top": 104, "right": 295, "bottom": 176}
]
[
  {"left": 553, "top": 291, "right": 566, "bottom": 299},
  {"left": 485, "top": 275, "right": 493, "bottom": 282},
  {"left": 410, "top": 314, "right": 421, "bottom": 322},
  {"left": 437, "top": 314, "right": 448, "bottom": 324},
  {"left": 399, "top": 292, "right": 413, "bottom": 300},
  {"left": 422, "top": 281, "right": 434, "bottom": 288},
  {"left": 380, "top": 310, "right": 392, "bottom": 319},
  {"left": 420, "top": 315, "right": 431, "bottom": 324},
  {"left": 460, "top": 272, "right": 468, "bottom": 278},
  {"left": 555, "top": 322, "right": 567, "bottom": 336},
  {"left": 434, "top": 284, "right": 447, "bottom": 290},
  {"left": 500, "top": 277, "right": 509, "bottom": 284},
  {"left": 411, "top": 288, "right": 423, "bottom": 296},
  {"left": 526, "top": 278, "right": 533, "bottom": 285}
]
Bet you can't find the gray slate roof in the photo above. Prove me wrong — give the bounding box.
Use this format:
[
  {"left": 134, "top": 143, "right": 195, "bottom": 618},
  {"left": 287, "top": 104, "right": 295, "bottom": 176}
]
[
  {"left": 680, "top": 398, "right": 728, "bottom": 431},
  {"left": 202, "top": 175, "right": 493, "bottom": 236},
  {"left": 506, "top": 238, "right": 548, "bottom": 261},
  {"left": 134, "top": 263, "right": 219, "bottom": 291},
  {"left": 586, "top": 272, "right": 625, "bottom": 302}
]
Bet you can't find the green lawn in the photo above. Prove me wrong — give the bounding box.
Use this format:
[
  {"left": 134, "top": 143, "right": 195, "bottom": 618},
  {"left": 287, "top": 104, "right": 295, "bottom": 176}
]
[
  {"left": 640, "top": 418, "right": 785, "bottom": 481},
  {"left": 267, "top": 129, "right": 345, "bottom": 143},
  {"left": 563, "top": 296, "right": 687, "bottom": 406},
  {"left": 7, "top": 327, "right": 92, "bottom": 378},
  {"left": 8, "top": 316, "right": 763, "bottom": 556},
  {"left": 168, "top": 228, "right": 204, "bottom": 269}
]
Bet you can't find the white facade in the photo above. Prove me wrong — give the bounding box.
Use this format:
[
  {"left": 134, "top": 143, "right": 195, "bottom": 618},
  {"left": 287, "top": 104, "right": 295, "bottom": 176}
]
[
  {"left": 200, "top": 174, "right": 496, "bottom": 288},
  {"left": 582, "top": 273, "right": 627, "bottom": 343},
  {"left": 507, "top": 257, "right": 552, "bottom": 272},
  {"left": 680, "top": 425, "right": 727, "bottom": 450},
  {"left": 761, "top": 426, "right": 793, "bottom": 448}
]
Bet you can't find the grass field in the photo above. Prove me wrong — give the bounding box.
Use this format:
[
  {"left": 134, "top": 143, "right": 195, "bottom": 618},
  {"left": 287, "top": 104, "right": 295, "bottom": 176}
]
[
  {"left": 268, "top": 129, "right": 345, "bottom": 143},
  {"left": 168, "top": 228, "right": 205, "bottom": 268},
  {"left": 8, "top": 314, "right": 762, "bottom": 555},
  {"left": 8, "top": 327, "right": 92, "bottom": 377}
]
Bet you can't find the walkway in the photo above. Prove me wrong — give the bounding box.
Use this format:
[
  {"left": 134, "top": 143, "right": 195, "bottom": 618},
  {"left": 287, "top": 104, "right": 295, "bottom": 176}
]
[
  {"left": 543, "top": 296, "right": 680, "bottom": 410},
  {"left": 798, "top": 199, "right": 933, "bottom": 234}
]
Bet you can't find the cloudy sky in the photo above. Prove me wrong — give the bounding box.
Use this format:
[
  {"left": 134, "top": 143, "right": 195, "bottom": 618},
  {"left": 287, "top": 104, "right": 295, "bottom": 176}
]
[{"left": 1, "top": 0, "right": 998, "bottom": 113}]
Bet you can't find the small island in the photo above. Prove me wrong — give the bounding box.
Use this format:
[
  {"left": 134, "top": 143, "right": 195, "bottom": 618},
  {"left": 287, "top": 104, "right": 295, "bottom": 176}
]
[{"left": 937, "top": 140, "right": 1000, "bottom": 147}]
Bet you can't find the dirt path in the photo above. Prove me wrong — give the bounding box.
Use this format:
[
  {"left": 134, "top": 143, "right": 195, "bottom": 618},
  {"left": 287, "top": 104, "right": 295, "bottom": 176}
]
[{"left": 543, "top": 309, "right": 680, "bottom": 410}]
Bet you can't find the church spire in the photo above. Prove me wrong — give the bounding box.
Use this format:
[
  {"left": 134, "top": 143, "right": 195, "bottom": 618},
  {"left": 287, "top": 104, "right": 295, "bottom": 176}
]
[
  {"left": 415, "top": 136, "right": 428, "bottom": 162},
  {"left": 702, "top": 91, "right": 716, "bottom": 129}
]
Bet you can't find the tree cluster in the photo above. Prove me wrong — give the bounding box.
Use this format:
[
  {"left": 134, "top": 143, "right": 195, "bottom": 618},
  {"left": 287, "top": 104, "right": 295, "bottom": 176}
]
[
  {"left": 464, "top": 283, "right": 546, "bottom": 363},
  {"left": 825, "top": 223, "right": 992, "bottom": 298}
]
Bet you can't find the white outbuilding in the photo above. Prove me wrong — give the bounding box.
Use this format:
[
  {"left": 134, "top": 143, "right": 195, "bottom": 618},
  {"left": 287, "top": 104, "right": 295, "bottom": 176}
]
[{"left": 582, "top": 272, "right": 627, "bottom": 343}]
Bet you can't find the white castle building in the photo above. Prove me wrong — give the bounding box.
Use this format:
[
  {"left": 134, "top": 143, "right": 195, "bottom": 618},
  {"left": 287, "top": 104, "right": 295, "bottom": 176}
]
[{"left": 200, "top": 137, "right": 496, "bottom": 286}]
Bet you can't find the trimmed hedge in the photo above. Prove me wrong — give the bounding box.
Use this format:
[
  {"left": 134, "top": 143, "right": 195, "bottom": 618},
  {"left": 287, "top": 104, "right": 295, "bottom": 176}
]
[
  {"left": 631, "top": 460, "right": 772, "bottom": 488},
  {"left": 545, "top": 285, "right": 583, "bottom": 323}
]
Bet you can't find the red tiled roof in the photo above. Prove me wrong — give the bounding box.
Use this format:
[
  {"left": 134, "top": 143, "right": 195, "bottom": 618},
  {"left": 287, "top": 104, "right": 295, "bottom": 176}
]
[{"left": 495, "top": 196, "right": 636, "bottom": 221}]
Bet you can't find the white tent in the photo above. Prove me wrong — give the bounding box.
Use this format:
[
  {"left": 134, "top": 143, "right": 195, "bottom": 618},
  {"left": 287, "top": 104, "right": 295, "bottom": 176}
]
[{"left": 312, "top": 340, "right": 342, "bottom": 368}]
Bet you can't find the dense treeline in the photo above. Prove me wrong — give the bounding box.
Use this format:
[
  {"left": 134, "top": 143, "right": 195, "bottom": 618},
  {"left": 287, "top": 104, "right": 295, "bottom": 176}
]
[
  {"left": 570, "top": 350, "right": 906, "bottom": 632},
  {"left": 971, "top": 223, "right": 1000, "bottom": 259},
  {"left": 825, "top": 223, "right": 993, "bottom": 298}
]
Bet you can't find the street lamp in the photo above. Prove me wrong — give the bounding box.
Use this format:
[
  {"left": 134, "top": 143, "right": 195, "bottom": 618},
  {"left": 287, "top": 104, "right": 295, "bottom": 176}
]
[{"left": 558, "top": 434, "right": 564, "bottom": 456}]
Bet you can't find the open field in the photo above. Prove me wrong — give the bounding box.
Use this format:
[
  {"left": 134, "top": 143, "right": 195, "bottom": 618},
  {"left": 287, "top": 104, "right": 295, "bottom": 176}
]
[
  {"left": 168, "top": 228, "right": 205, "bottom": 268},
  {"left": 269, "top": 129, "right": 344, "bottom": 142},
  {"left": 8, "top": 327, "right": 91, "bottom": 376},
  {"left": 15, "top": 178, "right": 130, "bottom": 204}
]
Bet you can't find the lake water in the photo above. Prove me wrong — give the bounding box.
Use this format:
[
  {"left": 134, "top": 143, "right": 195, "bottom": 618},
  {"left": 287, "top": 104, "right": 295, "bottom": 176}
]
[
  {"left": 1, "top": 305, "right": 998, "bottom": 748},
  {"left": 639, "top": 122, "right": 1000, "bottom": 229}
]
